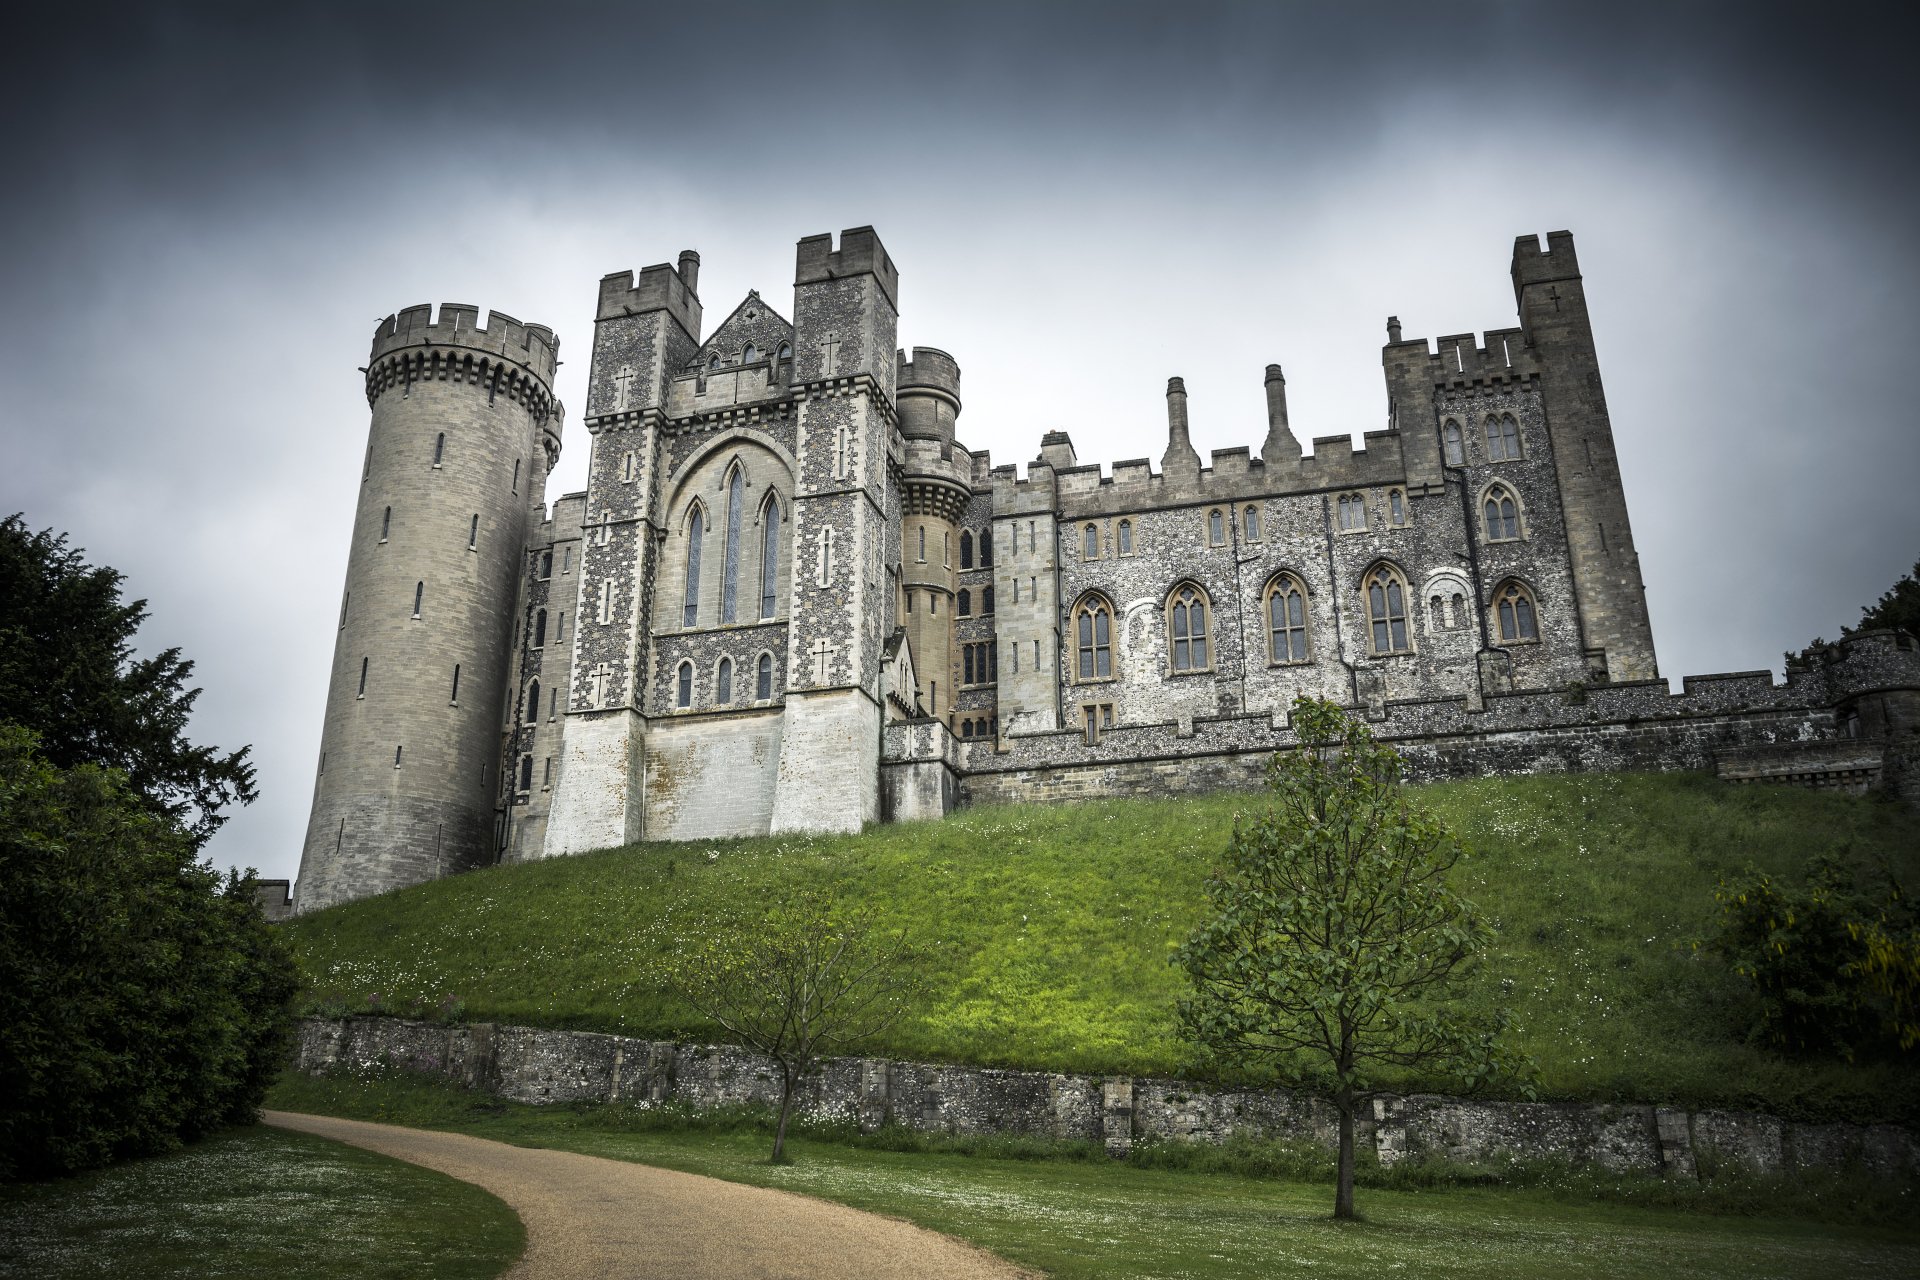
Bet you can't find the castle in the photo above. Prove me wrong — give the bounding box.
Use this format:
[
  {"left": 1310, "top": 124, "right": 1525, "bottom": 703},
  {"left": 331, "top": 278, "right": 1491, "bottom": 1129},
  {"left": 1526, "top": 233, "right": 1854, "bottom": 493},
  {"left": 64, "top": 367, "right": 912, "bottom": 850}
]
[{"left": 291, "top": 228, "right": 1920, "bottom": 914}]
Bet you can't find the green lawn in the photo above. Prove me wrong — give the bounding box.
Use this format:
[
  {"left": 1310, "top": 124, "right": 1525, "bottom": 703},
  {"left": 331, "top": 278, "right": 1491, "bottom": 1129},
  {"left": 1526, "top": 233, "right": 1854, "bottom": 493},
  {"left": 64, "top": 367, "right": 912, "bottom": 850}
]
[
  {"left": 285, "top": 772, "right": 1918, "bottom": 1121},
  {"left": 269, "top": 1070, "right": 1920, "bottom": 1280},
  {"left": 0, "top": 1125, "right": 522, "bottom": 1279}
]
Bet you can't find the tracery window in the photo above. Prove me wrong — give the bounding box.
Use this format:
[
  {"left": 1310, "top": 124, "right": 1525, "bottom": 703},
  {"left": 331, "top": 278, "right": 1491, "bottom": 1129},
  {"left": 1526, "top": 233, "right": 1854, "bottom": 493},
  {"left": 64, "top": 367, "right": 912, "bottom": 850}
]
[
  {"left": 1265, "top": 574, "right": 1310, "bottom": 664},
  {"left": 1207, "top": 509, "right": 1225, "bottom": 546},
  {"left": 721, "top": 467, "right": 744, "bottom": 623},
  {"left": 1364, "top": 565, "right": 1412, "bottom": 654},
  {"left": 683, "top": 504, "right": 704, "bottom": 627},
  {"left": 1485, "top": 413, "right": 1522, "bottom": 461},
  {"left": 1117, "top": 520, "right": 1133, "bottom": 555},
  {"left": 1168, "top": 583, "right": 1211, "bottom": 672},
  {"left": 676, "top": 661, "right": 693, "bottom": 709},
  {"left": 716, "top": 657, "right": 733, "bottom": 704},
  {"left": 1484, "top": 483, "right": 1520, "bottom": 541},
  {"left": 1073, "top": 595, "right": 1114, "bottom": 681},
  {"left": 759, "top": 495, "right": 781, "bottom": 619},
  {"left": 1493, "top": 580, "right": 1540, "bottom": 642},
  {"left": 1442, "top": 420, "right": 1465, "bottom": 466}
]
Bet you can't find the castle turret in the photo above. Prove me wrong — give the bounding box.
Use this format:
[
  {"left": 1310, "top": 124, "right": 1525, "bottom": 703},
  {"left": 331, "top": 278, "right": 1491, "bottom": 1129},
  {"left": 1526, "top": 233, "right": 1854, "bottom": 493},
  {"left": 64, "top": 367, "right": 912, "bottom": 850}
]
[
  {"left": 296, "top": 305, "right": 561, "bottom": 911},
  {"left": 897, "top": 347, "right": 969, "bottom": 726}
]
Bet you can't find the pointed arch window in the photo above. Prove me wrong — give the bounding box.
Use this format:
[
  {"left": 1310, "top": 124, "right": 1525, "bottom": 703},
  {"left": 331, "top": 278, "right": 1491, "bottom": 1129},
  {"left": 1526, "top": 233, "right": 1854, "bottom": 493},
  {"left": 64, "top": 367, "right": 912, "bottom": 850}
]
[
  {"left": 1365, "top": 565, "right": 1412, "bottom": 654},
  {"left": 743, "top": 343, "right": 760, "bottom": 364},
  {"left": 981, "top": 586, "right": 994, "bottom": 615},
  {"left": 960, "top": 531, "right": 974, "bottom": 569},
  {"left": 756, "top": 652, "right": 774, "bottom": 701},
  {"left": 979, "top": 530, "right": 993, "bottom": 567},
  {"left": 1243, "top": 505, "right": 1261, "bottom": 541},
  {"left": 716, "top": 657, "right": 734, "bottom": 704},
  {"left": 526, "top": 680, "right": 540, "bottom": 725},
  {"left": 1486, "top": 413, "right": 1522, "bottom": 461},
  {"left": 676, "top": 661, "right": 693, "bottom": 709},
  {"left": 1389, "top": 489, "right": 1406, "bottom": 526},
  {"left": 1117, "top": 520, "right": 1133, "bottom": 556},
  {"left": 1207, "top": 509, "right": 1225, "bottom": 546},
  {"left": 777, "top": 342, "right": 791, "bottom": 364},
  {"left": 1337, "top": 493, "right": 1367, "bottom": 531},
  {"left": 534, "top": 609, "right": 547, "bottom": 646},
  {"left": 709, "top": 354, "right": 721, "bottom": 371},
  {"left": 683, "top": 505, "right": 704, "bottom": 628},
  {"left": 721, "top": 467, "right": 745, "bottom": 623},
  {"left": 1265, "top": 574, "right": 1310, "bottom": 664},
  {"left": 760, "top": 494, "right": 781, "bottom": 619},
  {"left": 1083, "top": 523, "right": 1100, "bottom": 560},
  {"left": 1494, "top": 580, "right": 1540, "bottom": 642},
  {"left": 1073, "top": 596, "right": 1114, "bottom": 681},
  {"left": 1484, "top": 483, "right": 1520, "bottom": 540},
  {"left": 1168, "top": 583, "right": 1211, "bottom": 672},
  {"left": 1442, "top": 420, "right": 1465, "bottom": 466},
  {"left": 958, "top": 589, "right": 971, "bottom": 617}
]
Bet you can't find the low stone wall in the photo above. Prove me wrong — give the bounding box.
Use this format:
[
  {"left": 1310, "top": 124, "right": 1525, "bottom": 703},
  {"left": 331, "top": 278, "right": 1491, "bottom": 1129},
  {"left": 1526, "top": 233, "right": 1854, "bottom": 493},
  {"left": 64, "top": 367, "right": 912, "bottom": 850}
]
[{"left": 292, "top": 1017, "right": 1919, "bottom": 1178}]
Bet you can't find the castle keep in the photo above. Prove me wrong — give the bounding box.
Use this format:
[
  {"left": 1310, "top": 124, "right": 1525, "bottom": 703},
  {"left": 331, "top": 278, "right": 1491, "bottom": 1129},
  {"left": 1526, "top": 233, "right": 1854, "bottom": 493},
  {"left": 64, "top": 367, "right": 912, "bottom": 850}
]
[{"left": 294, "top": 228, "right": 1920, "bottom": 912}]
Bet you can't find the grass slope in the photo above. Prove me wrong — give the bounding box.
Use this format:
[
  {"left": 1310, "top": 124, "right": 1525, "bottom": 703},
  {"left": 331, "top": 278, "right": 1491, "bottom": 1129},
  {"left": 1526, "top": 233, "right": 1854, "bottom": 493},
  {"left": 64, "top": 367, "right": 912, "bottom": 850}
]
[
  {"left": 286, "top": 773, "right": 1918, "bottom": 1121},
  {"left": 269, "top": 1071, "right": 1920, "bottom": 1280},
  {"left": 0, "top": 1126, "right": 522, "bottom": 1279}
]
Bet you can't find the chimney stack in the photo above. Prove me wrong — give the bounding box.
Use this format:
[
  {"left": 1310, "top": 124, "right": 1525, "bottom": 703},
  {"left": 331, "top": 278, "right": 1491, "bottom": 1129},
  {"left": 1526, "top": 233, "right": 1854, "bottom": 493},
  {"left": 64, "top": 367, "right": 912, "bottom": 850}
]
[
  {"left": 1261, "top": 364, "right": 1301, "bottom": 464},
  {"left": 1161, "top": 376, "right": 1201, "bottom": 479},
  {"left": 677, "top": 250, "right": 701, "bottom": 293},
  {"left": 1386, "top": 315, "right": 1403, "bottom": 343}
]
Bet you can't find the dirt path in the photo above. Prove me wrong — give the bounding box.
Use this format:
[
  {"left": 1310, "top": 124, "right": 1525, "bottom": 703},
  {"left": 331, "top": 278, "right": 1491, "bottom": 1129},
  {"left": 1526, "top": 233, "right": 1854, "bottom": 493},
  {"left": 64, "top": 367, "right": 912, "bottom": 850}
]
[{"left": 262, "top": 1111, "right": 1033, "bottom": 1279}]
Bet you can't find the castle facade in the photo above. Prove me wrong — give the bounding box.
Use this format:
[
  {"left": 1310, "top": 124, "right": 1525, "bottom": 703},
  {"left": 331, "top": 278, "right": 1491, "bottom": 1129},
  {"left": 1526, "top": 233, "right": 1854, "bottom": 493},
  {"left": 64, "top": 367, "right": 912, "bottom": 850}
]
[{"left": 293, "top": 228, "right": 1917, "bottom": 913}]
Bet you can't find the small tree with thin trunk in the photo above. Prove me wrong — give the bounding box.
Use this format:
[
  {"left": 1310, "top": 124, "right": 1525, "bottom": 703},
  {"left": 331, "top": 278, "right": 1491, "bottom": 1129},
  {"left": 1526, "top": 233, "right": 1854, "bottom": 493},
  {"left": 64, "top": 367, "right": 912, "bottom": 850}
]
[
  {"left": 1176, "top": 697, "right": 1529, "bottom": 1219},
  {"left": 672, "top": 888, "right": 917, "bottom": 1162}
]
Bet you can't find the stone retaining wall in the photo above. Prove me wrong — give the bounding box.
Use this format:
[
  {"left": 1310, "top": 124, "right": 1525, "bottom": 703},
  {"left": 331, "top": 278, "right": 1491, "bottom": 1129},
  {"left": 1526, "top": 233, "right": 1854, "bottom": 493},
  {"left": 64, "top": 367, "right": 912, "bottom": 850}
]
[{"left": 293, "top": 1017, "right": 1918, "bottom": 1178}]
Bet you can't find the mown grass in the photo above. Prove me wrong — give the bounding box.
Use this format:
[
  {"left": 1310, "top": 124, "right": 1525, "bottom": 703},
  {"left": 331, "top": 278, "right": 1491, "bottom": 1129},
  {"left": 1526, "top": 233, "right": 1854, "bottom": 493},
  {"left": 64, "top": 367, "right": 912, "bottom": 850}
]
[
  {"left": 269, "top": 1069, "right": 1920, "bottom": 1280},
  {"left": 0, "top": 1125, "right": 522, "bottom": 1279},
  {"left": 285, "top": 772, "right": 1919, "bottom": 1121}
]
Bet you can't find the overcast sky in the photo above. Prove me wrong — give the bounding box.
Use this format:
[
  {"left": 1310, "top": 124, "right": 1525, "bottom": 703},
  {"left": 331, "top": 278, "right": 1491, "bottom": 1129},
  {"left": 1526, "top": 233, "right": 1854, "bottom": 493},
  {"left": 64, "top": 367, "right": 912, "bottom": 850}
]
[{"left": 3, "top": 3, "right": 1915, "bottom": 884}]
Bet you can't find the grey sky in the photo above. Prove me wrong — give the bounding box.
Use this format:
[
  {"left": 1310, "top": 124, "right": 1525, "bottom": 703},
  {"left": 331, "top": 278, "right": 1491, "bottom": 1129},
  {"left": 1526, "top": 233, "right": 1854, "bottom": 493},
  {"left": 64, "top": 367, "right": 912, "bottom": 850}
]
[{"left": 3, "top": 3, "right": 1914, "bottom": 883}]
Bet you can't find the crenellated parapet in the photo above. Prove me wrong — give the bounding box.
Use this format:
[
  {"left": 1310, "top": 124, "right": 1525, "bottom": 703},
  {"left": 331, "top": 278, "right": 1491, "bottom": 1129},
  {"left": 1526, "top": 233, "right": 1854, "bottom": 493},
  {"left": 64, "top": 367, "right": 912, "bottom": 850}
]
[{"left": 365, "top": 304, "right": 561, "bottom": 427}]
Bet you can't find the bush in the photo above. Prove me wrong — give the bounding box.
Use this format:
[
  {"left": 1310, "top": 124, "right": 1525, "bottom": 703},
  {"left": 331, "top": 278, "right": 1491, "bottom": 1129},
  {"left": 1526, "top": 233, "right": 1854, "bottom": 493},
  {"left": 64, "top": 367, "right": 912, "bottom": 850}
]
[{"left": 0, "top": 725, "right": 299, "bottom": 1179}]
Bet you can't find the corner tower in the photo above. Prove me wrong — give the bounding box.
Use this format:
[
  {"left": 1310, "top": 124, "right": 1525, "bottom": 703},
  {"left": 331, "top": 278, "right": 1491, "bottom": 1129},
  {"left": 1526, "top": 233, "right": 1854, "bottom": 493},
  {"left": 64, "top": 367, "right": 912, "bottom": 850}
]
[
  {"left": 897, "top": 346, "right": 970, "bottom": 724},
  {"left": 1512, "top": 232, "right": 1657, "bottom": 681},
  {"left": 296, "top": 305, "right": 561, "bottom": 911}
]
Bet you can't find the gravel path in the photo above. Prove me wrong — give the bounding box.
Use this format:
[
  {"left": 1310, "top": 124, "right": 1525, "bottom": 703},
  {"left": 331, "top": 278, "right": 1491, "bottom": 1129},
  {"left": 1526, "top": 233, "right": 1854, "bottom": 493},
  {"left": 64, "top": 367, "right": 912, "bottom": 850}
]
[{"left": 262, "top": 1111, "right": 1034, "bottom": 1279}]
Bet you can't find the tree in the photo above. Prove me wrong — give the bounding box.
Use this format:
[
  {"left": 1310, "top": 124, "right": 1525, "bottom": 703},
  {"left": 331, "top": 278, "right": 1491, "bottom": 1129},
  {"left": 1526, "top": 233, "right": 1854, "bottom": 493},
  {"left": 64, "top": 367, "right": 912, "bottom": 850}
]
[
  {"left": 0, "top": 725, "right": 300, "bottom": 1178},
  {"left": 1856, "top": 557, "right": 1920, "bottom": 639},
  {"left": 0, "top": 515, "right": 255, "bottom": 847},
  {"left": 671, "top": 889, "right": 918, "bottom": 1162},
  {"left": 1175, "top": 698, "right": 1528, "bottom": 1219}
]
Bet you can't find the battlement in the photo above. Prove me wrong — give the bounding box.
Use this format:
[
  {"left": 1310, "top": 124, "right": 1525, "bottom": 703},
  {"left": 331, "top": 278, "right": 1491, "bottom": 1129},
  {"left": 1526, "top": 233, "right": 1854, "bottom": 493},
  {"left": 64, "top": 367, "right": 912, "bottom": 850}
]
[
  {"left": 796, "top": 226, "right": 900, "bottom": 308},
  {"left": 1384, "top": 326, "right": 1537, "bottom": 388},
  {"left": 1511, "top": 230, "right": 1579, "bottom": 288},
  {"left": 370, "top": 304, "right": 559, "bottom": 384},
  {"left": 897, "top": 346, "right": 961, "bottom": 408},
  {"left": 595, "top": 259, "right": 703, "bottom": 338}
]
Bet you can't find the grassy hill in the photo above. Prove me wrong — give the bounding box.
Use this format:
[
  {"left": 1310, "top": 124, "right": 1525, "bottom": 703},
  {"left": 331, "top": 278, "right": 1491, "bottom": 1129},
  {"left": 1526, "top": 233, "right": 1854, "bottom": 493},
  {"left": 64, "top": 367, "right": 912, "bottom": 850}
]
[{"left": 283, "top": 773, "right": 1918, "bottom": 1123}]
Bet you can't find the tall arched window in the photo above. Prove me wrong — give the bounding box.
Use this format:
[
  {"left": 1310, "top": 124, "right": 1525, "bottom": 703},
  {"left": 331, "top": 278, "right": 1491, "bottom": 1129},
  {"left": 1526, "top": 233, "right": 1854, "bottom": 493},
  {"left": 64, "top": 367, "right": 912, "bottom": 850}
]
[
  {"left": 1117, "top": 520, "right": 1133, "bottom": 555},
  {"left": 1207, "top": 509, "right": 1225, "bottom": 546},
  {"left": 676, "top": 661, "right": 693, "bottom": 709},
  {"left": 979, "top": 530, "right": 993, "bottom": 567},
  {"left": 961, "top": 530, "right": 974, "bottom": 569},
  {"left": 1442, "top": 421, "right": 1465, "bottom": 466},
  {"left": 1168, "top": 584, "right": 1211, "bottom": 672},
  {"left": 759, "top": 494, "right": 781, "bottom": 619},
  {"left": 743, "top": 343, "right": 760, "bottom": 364},
  {"left": 1083, "top": 523, "right": 1099, "bottom": 560},
  {"left": 1389, "top": 489, "right": 1406, "bottom": 525},
  {"left": 1486, "top": 413, "right": 1522, "bottom": 461},
  {"left": 1265, "top": 574, "right": 1309, "bottom": 664},
  {"left": 721, "top": 467, "right": 745, "bottom": 623},
  {"left": 1494, "top": 580, "right": 1540, "bottom": 642},
  {"left": 756, "top": 652, "right": 773, "bottom": 701},
  {"left": 1337, "top": 493, "right": 1367, "bottom": 531},
  {"left": 982, "top": 586, "right": 994, "bottom": 615},
  {"left": 526, "top": 680, "right": 540, "bottom": 724},
  {"left": 716, "top": 657, "right": 733, "bottom": 703},
  {"left": 534, "top": 609, "right": 547, "bottom": 646},
  {"left": 1243, "top": 505, "right": 1261, "bottom": 541},
  {"left": 683, "top": 505, "right": 704, "bottom": 628},
  {"left": 1073, "top": 596, "right": 1114, "bottom": 681},
  {"left": 958, "top": 589, "right": 971, "bottom": 616},
  {"left": 1365, "top": 565, "right": 1412, "bottom": 654},
  {"left": 1483, "top": 484, "right": 1520, "bottom": 540},
  {"left": 777, "top": 342, "right": 791, "bottom": 364},
  {"left": 917, "top": 526, "right": 926, "bottom": 562}
]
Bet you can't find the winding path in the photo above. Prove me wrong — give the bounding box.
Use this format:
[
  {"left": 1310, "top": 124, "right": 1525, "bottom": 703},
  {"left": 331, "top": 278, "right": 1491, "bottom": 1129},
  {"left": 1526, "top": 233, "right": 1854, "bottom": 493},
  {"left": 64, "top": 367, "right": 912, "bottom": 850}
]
[{"left": 263, "top": 1111, "right": 1032, "bottom": 1279}]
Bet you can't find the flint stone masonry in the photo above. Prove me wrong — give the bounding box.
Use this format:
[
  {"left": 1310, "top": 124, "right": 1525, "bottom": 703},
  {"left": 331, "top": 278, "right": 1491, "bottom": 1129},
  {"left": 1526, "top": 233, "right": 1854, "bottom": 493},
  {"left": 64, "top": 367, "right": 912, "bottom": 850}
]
[{"left": 296, "top": 1017, "right": 1920, "bottom": 1179}]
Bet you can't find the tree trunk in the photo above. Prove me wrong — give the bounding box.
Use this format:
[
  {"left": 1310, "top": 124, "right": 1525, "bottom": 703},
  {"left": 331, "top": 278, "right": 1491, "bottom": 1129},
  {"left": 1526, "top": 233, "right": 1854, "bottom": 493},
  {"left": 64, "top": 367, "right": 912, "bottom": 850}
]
[
  {"left": 771, "top": 1069, "right": 796, "bottom": 1163},
  {"left": 1334, "top": 1091, "right": 1356, "bottom": 1220}
]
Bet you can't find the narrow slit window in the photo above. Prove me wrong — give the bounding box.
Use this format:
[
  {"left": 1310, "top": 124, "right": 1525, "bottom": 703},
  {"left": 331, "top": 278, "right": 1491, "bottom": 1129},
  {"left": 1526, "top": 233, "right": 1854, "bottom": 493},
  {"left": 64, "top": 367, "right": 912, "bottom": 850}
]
[
  {"left": 1084, "top": 524, "right": 1099, "bottom": 560},
  {"left": 958, "top": 589, "right": 971, "bottom": 616},
  {"left": 468, "top": 514, "right": 478, "bottom": 550},
  {"left": 1443, "top": 421, "right": 1464, "bottom": 466},
  {"left": 1117, "top": 520, "right": 1133, "bottom": 555},
  {"left": 717, "top": 657, "right": 733, "bottom": 704},
  {"left": 722, "top": 468, "right": 744, "bottom": 623},
  {"left": 980, "top": 530, "right": 993, "bottom": 567},
  {"left": 1243, "top": 506, "right": 1261, "bottom": 541},
  {"left": 756, "top": 653, "right": 773, "bottom": 700},
  {"left": 1208, "top": 509, "right": 1225, "bottom": 546},
  {"left": 526, "top": 680, "right": 540, "bottom": 724},
  {"left": 982, "top": 586, "right": 994, "bottom": 614},
  {"left": 961, "top": 531, "right": 974, "bottom": 569},
  {"left": 677, "top": 662, "right": 693, "bottom": 709},
  {"left": 433, "top": 432, "right": 445, "bottom": 465},
  {"left": 358, "top": 656, "right": 368, "bottom": 696},
  {"left": 760, "top": 496, "right": 781, "bottom": 619},
  {"left": 534, "top": 609, "right": 547, "bottom": 647},
  {"left": 450, "top": 664, "right": 460, "bottom": 703},
  {"left": 684, "top": 505, "right": 704, "bottom": 627},
  {"left": 512, "top": 459, "right": 520, "bottom": 493},
  {"left": 381, "top": 506, "right": 391, "bottom": 540},
  {"left": 412, "top": 581, "right": 423, "bottom": 618}
]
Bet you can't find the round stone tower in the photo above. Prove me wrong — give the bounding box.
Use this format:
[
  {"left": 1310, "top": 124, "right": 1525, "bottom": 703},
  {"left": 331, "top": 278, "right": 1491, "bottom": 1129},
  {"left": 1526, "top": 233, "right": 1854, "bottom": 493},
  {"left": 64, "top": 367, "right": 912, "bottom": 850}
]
[
  {"left": 295, "top": 304, "right": 561, "bottom": 912},
  {"left": 896, "top": 347, "right": 970, "bottom": 724}
]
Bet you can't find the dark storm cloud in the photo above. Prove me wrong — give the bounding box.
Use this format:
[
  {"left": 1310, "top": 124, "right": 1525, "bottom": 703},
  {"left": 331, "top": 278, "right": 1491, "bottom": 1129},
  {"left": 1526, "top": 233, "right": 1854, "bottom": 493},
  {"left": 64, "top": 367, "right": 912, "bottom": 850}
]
[{"left": 2, "top": 3, "right": 1914, "bottom": 883}]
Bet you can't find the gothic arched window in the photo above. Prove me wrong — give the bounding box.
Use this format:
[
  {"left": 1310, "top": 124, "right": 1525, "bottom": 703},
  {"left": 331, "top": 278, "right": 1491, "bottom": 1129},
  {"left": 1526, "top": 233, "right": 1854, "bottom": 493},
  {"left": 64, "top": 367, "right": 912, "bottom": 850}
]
[
  {"left": 756, "top": 652, "right": 774, "bottom": 701},
  {"left": 1073, "top": 595, "right": 1114, "bottom": 681},
  {"left": 534, "top": 608, "right": 547, "bottom": 646},
  {"left": 1484, "top": 483, "right": 1520, "bottom": 541},
  {"left": 1083, "top": 523, "right": 1099, "bottom": 560},
  {"left": 979, "top": 529, "right": 993, "bottom": 567},
  {"left": 743, "top": 343, "right": 760, "bottom": 364},
  {"left": 526, "top": 680, "right": 540, "bottom": 725},
  {"left": 1265, "top": 574, "right": 1310, "bottom": 664},
  {"left": 1389, "top": 488, "right": 1406, "bottom": 526},
  {"left": 1243, "top": 505, "right": 1261, "bottom": 541},
  {"left": 1168, "top": 583, "right": 1211, "bottom": 672},
  {"left": 683, "top": 505, "right": 704, "bottom": 628},
  {"left": 1207, "top": 509, "right": 1225, "bottom": 546},
  {"left": 759, "top": 494, "right": 781, "bottom": 620},
  {"left": 1337, "top": 493, "right": 1367, "bottom": 532},
  {"left": 777, "top": 342, "right": 791, "bottom": 364},
  {"left": 1442, "top": 420, "right": 1465, "bottom": 466},
  {"left": 1486, "top": 413, "right": 1522, "bottom": 461},
  {"left": 961, "top": 530, "right": 974, "bottom": 569},
  {"left": 721, "top": 467, "right": 745, "bottom": 623},
  {"left": 1117, "top": 520, "right": 1133, "bottom": 556},
  {"left": 676, "top": 661, "right": 693, "bottom": 709},
  {"left": 1494, "top": 580, "right": 1540, "bottom": 642},
  {"left": 982, "top": 586, "right": 994, "bottom": 615},
  {"left": 958, "top": 589, "right": 971, "bottom": 617},
  {"left": 1365, "top": 565, "right": 1412, "bottom": 654},
  {"left": 716, "top": 656, "right": 733, "bottom": 704}
]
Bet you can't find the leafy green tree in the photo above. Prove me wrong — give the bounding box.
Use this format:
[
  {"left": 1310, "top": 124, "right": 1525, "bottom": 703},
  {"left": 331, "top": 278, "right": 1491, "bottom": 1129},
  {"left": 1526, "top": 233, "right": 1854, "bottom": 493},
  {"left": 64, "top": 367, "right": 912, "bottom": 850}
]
[
  {"left": 0, "top": 725, "right": 300, "bottom": 1179},
  {"left": 1856, "top": 557, "right": 1920, "bottom": 638},
  {"left": 0, "top": 515, "right": 254, "bottom": 847},
  {"left": 671, "top": 890, "right": 918, "bottom": 1162},
  {"left": 1176, "top": 698, "right": 1527, "bottom": 1219}
]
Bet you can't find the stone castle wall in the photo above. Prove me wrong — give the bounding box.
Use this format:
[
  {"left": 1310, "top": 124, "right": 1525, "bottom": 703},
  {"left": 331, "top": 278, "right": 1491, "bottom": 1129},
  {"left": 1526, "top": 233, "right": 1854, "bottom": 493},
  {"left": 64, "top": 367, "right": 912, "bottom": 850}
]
[{"left": 293, "top": 1016, "right": 1920, "bottom": 1179}]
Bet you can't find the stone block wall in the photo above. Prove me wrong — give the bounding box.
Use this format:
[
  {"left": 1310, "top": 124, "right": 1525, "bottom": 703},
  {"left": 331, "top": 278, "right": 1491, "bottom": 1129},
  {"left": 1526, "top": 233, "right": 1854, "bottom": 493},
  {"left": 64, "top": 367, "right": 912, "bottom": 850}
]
[{"left": 294, "top": 1016, "right": 1919, "bottom": 1179}]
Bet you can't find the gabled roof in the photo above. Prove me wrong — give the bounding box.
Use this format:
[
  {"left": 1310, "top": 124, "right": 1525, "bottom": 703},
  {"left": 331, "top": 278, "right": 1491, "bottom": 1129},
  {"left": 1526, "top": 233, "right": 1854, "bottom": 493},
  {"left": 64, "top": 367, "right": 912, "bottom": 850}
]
[{"left": 691, "top": 290, "right": 794, "bottom": 369}]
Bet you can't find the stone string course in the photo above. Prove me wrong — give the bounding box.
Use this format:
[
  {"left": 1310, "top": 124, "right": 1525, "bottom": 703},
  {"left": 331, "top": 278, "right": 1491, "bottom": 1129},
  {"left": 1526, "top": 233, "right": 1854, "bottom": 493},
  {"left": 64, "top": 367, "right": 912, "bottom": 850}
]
[{"left": 294, "top": 1017, "right": 1919, "bottom": 1179}]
